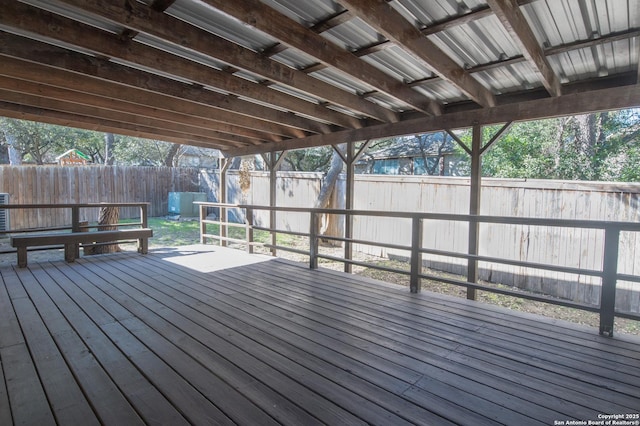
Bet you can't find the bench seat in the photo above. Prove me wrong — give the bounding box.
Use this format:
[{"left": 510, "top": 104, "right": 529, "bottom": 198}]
[{"left": 10, "top": 228, "right": 153, "bottom": 267}]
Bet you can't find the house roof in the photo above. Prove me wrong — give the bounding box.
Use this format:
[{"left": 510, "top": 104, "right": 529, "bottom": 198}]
[{"left": 0, "top": 0, "right": 638, "bottom": 157}]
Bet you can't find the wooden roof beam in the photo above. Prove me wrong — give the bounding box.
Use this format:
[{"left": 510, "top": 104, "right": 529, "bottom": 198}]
[
  {"left": 200, "top": 0, "right": 442, "bottom": 116},
  {"left": 0, "top": 54, "right": 300, "bottom": 140},
  {"left": 338, "top": 0, "right": 496, "bottom": 108},
  {"left": 485, "top": 0, "right": 562, "bottom": 97},
  {"left": 0, "top": 90, "right": 258, "bottom": 148},
  {"left": 56, "top": 0, "right": 396, "bottom": 124},
  {"left": 0, "top": 1, "right": 357, "bottom": 130},
  {"left": 0, "top": 101, "right": 237, "bottom": 151},
  {"left": 0, "top": 33, "right": 328, "bottom": 135},
  {"left": 0, "top": 76, "right": 273, "bottom": 145},
  {"left": 226, "top": 83, "right": 640, "bottom": 156}
]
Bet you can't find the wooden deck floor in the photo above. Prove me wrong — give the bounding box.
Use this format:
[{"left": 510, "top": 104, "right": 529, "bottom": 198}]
[{"left": 0, "top": 245, "right": 638, "bottom": 425}]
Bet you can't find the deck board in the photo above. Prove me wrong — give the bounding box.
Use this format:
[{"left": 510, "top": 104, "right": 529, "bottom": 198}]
[{"left": 1, "top": 245, "right": 638, "bottom": 425}]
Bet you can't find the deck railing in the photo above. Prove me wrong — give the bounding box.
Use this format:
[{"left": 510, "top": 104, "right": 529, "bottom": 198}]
[{"left": 196, "top": 201, "right": 640, "bottom": 337}]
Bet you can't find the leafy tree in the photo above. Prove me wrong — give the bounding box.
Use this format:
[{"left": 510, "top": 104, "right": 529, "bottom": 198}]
[
  {"left": 0, "top": 118, "right": 74, "bottom": 164},
  {"left": 283, "top": 146, "right": 333, "bottom": 172},
  {"left": 100, "top": 135, "right": 179, "bottom": 166},
  {"left": 475, "top": 109, "right": 640, "bottom": 182}
]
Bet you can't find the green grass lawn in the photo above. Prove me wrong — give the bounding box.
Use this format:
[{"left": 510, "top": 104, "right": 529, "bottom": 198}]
[
  {"left": 146, "top": 217, "right": 201, "bottom": 247},
  {"left": 144, "top": 217, "right": 298, "bottom": 248}
]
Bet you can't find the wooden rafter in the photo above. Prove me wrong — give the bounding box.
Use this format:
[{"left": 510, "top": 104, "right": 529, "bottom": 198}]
[
  {"left": 0, "top": 1, "right": 359, "bottom": 129},
  {"left": 485, "top": 0, "right": 562, "bottom": 97},
  {"left": 199, "top": 0, "right": 442, "bottom": 116},
  {"left": 0, "top": 101, "right": 235, "bottom": 150},
  {"left": 0, "top": 77, "right": 272, "bottom": 146},
  {"left": 0, "top": 56, "right": 300, "bottom": 141},
  {"left": 56, "top": 0, "right": 397, "bottom": 124},
  {"left": 408, "top": 28, "right": 640, "bottom": 88},
  {"left": 338, "top": 0, "right": 496, "bottom": 108},
  {"left": 0, "top": 32, "right": 329, "bottom": 135}
]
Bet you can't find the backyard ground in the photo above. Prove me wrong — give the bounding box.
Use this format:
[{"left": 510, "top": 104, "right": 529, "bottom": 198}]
[{"left": 2, "top": 217, "right": 638, "bottom": 335}]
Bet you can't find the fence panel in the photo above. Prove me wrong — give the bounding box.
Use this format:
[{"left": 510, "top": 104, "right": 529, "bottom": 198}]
[{"left": 0, "top": 165, "right": 200, "bottom": 229}]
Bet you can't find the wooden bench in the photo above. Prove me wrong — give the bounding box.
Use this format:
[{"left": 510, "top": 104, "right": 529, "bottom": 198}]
[{"left": 10, "top": 228, "right": 153, "bottom": 268}]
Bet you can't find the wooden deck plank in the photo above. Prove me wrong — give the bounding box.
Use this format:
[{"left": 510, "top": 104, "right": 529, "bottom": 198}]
[
  {"left": 50, "top": 262, "right": 239, "bottom": 426},
  {"left": 246, "top": 263, "right": 640, "bottom": 390},
  {"left": 149, "top": 258, "right": 585, "bottom": 424},
  {"left": 14, "top": 265, "right": 147, "bottom": 425},
  {"left": 1, "top": 246, "right": 639, "bottom": 426},
  {"left": 78, "top": 254, "right": 432, "bottom": 426},
  {"left": 115, "top": 254, "right": 572, "bottom": 423},
  {"left": 10, "top": 295, "right": 100, "bottom": 425},
  {"left": 28, "top": 263, "right": 191, "bottom": 426},
  {"left": 84, "top": 261, "right": 365, "bottom": 426},
  {"left": 260, "top": 259, "right": 640, "bottom": 361},
  {"left": 246, "top": 260, "right": 640, "bottom": 376},
  {"left": 86, "top": 254, "right": 456, "bottom": 426},
  {"left": 242, "top": 260, "right": 640, "bottom": 408},
  {"left": 138, "top": 251, "right": 636, "bottom": 418},
  {"left": 0, "top": 268, "right": 56, "bottom": 425},
  {"left": 55, "top": 260, "right": 337, "bottom": 426},
  {"left": 243, "top": 264, "right": 640, "bottom": 409},
  {"left": 0, "top": 350, "right": 12, "bottom": 426}
]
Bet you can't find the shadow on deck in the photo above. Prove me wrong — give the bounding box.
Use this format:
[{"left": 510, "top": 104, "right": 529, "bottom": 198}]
[{"left": 1, "top": 245, "right": 638, "bottom": 425}]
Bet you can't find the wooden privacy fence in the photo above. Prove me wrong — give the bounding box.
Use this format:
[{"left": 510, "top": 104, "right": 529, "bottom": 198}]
[
  {"left": 197, "top": 202, "right": 640, "bottom": 337},
  {"left": 0, "top": 165, "right": 200, "bottom": 229}
]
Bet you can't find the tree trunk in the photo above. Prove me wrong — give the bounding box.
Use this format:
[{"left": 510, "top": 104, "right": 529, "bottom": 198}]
[
  {"left": 164, "top": 143, "right": 181, "bottom": 167},
  {"left": 104, "top": 133, "right": 115, "bottom": 165},
  {"left": 85, "top": 206, "right": 121, "bottom": 255},
  {"left": 316, "top": 147, "right": 344, "bottom": 246}
]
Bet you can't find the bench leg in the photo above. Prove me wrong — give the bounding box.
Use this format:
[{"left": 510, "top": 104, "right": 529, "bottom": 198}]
[
  {"left": 65, "top": 244, "right": 76, "bottom": 263},
  {"left": 138, "top": 238, "right": 148, "bottom": 254},
  {"left": 16, "top": 246, "right": 27, "bottom": 268}
]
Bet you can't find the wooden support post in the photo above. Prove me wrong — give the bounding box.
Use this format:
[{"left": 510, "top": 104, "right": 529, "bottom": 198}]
[
  {"left": 71, "top": 205, "right": 81, "bottom": 259},
  {"left": 245, "top": 207, "right": 254, "bottom": 254},
  {"left": 344, "top": 142, "right": 355, "bottom": 273},
  {"left": 139, "top": 203, "right": 148, "bottom": 254},
  {"left": 270, "top": 158, "right": 277, "bottom": 256},
  {"left": 342, "top": 140, "right": 371, "bottom": 273},
  {"left": 199, "top": 203, "right": 206, "bottom": 244},
  {"left": 600, "top": 227, "right": 620, "bottom": 336},
  {"left": 220, "top": 157, "right": 230, "bottom": 247},
  {"left": 410, "top": 216, "right": 423, "bottom": 293},
  {"left": 467, "top": 124, "right": 482, "bottom": 300},
  {"left": 268, "top": 151, "right": 286, "bottom": 256},
  {"left": 309, "top": 211, "right": 319, "bottom": 269}
]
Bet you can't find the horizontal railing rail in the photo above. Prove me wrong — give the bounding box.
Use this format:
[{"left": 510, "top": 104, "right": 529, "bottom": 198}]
[{"left": 196, "top": 201, "right": 640, "bottom": 337}]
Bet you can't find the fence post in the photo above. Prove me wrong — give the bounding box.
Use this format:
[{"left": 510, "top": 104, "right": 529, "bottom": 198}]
[
  {"left": 600, "top": 226, "right": 620, "bottom": 336},
  {"left": 199, "top": 204, "right": 206, "bottom": 244},
  {"left": 245, "top": 207, "right": 254, "bottom": 254},
  {"left": 309, "top": 211, "right": 319, "bottom": 269},
  {"left": 410, "top": 217, "right": 423, "bottom": 293}
]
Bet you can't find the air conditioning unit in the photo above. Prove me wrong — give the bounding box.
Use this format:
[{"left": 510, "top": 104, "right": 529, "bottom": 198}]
[{"left": 0, "top": 193, "right": 9, "bottom": 231}]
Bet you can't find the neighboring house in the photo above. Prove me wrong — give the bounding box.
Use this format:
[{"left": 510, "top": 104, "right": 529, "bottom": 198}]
[
  {"left": 355, "top": 134, "right": 465, "bottom": 176},
  {"left": 176, "top": 146, "right": 220, "bottom": 169},
  {"left": 56, "top": 149, "right": 92, "bottom": 166}
]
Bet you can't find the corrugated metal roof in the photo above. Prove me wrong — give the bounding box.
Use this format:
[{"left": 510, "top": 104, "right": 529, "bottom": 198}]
[{"left": 1, "top": 0, "right": 638, "bottom": 155}]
